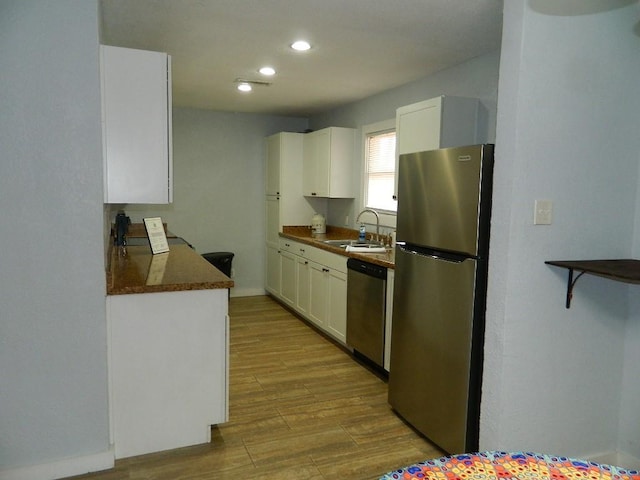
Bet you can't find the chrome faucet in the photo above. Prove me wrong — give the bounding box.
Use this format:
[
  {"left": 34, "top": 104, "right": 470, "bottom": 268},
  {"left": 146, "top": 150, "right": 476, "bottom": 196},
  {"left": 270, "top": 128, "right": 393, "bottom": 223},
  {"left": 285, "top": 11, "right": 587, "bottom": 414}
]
[{"left": 356, "top": 208, "right": 380, "bottom": 235}]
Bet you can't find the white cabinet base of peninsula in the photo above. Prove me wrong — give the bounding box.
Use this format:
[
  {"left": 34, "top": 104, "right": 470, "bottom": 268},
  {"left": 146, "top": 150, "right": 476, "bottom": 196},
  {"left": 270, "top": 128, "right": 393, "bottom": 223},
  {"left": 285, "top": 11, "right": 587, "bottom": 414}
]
[{"left": 107, "top": 288, "right": 228, "bottom": 459}]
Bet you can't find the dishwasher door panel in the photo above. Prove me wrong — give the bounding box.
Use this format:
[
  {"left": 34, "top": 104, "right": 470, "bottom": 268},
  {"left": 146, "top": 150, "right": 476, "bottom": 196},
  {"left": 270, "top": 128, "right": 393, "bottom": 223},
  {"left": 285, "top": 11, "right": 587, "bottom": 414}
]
[{"left": 346, "top": 268, "right": 386, "bottom": 367}]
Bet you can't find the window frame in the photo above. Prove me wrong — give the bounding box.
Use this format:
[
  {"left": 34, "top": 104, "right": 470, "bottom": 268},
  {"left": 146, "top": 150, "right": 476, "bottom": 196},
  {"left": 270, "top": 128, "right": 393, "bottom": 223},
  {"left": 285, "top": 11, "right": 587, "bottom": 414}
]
[{"left": 360, "top": 119, "right": 397, "bottom": 230}]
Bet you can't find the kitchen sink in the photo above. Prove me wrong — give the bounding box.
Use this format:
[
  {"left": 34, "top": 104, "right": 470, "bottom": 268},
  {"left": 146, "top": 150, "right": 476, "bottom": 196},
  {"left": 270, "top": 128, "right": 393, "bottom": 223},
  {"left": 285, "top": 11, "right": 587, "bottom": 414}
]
[{"left": 322, "top": 239, "right": 385, "bottom": 249}]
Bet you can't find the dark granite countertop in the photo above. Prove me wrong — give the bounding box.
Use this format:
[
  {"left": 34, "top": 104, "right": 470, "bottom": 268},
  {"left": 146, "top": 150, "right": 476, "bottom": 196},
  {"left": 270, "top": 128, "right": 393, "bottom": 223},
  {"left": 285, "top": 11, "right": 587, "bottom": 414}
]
[{"left": 107, "top": 244, "right": 233, "bottom": 295}]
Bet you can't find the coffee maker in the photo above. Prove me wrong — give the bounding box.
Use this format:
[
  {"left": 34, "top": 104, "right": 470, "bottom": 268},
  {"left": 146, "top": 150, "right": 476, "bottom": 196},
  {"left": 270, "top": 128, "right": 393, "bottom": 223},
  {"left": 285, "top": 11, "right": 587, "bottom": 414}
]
[{"left": 114, "top": 211, "right": 130, "bottom": 246}]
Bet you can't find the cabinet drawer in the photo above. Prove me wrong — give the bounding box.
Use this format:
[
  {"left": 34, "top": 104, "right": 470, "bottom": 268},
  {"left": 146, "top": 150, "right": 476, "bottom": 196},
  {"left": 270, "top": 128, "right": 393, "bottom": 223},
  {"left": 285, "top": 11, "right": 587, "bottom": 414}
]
[
  {"left": 279, "top": 238, "right": 308, "bottom": 257},
  {"left": 306, "top": 247, "right": 347, "bottom": 273}
]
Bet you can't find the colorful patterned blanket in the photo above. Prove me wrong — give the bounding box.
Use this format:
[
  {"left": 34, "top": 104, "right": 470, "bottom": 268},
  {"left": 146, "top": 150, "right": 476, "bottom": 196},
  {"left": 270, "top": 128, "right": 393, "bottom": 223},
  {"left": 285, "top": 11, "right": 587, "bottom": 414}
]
[{"left": 380, "top": 451, "right": 640, "bottom": 480}]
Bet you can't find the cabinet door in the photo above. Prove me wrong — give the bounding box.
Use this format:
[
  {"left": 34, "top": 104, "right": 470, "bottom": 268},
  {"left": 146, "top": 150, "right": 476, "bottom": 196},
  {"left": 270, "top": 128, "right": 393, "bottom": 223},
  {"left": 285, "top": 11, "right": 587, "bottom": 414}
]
[
  {"left": 101, "top": 45, "right": 172, "bottom": 204},
  {"left": 265, "top": 134, "right": 281, "bottom": 196},
  {"left": 303, "top": 129, "right": 330, "bottom": 197},
  {"left": 280, "top": 250, "right": 296, "bottom": 307},
  {"left": 397, "top": 97, "right": 442, "bottom": 156},
  {"left": 303, "top": 128, "right": 355, "bottom": 198},
  {"left": 395, "top": 97, "right": 441, "bottom": 199},
  {"left": 308, "top": 261, "right": 328, "bottom": 328},
  {"left": 326, "top": 269, "right": 347, "bottom": 343},
  {"left": 295, "top": 256, "right": 311, "bottom": 317},
  {"left": 265, "top": 244, "right": 281, "bottom": 296},
  {"left": 265, "top": 195, "right": 280, "bottom": 246}
]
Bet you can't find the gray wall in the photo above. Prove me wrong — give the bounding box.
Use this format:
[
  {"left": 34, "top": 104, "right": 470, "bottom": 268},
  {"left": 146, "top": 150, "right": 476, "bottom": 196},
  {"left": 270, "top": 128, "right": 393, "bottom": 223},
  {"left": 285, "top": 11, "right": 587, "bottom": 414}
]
[
  {"left": 482, "top": 1, "right": 640, "bottom": 465},
  {"left": 0, "top": 0, "right": 109, "bottom": 473},
  {"left": 121, "top": 109, "right": 308, "bottom": 297}
]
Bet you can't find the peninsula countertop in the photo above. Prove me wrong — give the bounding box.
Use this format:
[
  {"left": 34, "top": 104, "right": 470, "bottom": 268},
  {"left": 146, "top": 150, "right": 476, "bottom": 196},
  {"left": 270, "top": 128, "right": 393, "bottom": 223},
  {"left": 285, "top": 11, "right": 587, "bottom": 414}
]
[
  {"left": 280, "top": 226, "right": 395, "bottom": 269},
  {"left": 107, "top": 244, "right": 234, "bottom": 295}
]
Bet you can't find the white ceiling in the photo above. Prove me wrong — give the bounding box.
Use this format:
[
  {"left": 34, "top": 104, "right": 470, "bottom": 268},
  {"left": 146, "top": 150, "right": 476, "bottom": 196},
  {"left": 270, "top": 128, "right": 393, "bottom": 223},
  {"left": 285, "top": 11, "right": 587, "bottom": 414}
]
[{"left": 99, "top": 0, "right": 504, "bottom": 117}]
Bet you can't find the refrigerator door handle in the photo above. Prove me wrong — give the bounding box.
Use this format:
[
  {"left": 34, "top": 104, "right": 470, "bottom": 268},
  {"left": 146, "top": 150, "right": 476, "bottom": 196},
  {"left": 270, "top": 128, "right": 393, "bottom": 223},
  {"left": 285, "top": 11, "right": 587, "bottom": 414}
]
[{"left": 397, "top": 243, "right": 471, "bottom": 264}]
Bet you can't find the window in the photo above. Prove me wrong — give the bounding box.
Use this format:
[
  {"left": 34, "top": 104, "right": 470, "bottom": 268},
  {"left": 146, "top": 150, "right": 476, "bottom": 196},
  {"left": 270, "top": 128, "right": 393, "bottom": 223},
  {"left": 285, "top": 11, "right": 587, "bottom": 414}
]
[{"left": 364, "top": 127, "right": 397, "bottom": 212}]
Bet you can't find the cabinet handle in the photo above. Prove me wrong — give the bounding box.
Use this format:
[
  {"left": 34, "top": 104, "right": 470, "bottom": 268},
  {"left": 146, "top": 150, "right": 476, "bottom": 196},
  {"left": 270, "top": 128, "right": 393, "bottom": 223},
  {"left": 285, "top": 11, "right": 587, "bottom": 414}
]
[
  {"left": 304, "top": 261, "right": 308, "bottom": 265},
  {"left": 300, "top": 249, "right": 305, "bottom": 254},
  {"left": 392, "top": 194, "right": 397, "bottom": 200},
  {"left": 311, "top": 192, "right": 317, "bottom": 196},
  {"left": 323, "top": 268, "right": 329, "bottom": 273}
]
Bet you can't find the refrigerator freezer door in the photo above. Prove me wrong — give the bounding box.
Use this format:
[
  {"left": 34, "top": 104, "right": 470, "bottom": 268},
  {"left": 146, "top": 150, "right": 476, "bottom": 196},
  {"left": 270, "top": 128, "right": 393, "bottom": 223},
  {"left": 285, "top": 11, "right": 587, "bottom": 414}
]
[
  {"left": 388, "top": 246, "right": 477, "bottom": 453},
  {"left": 396, "top": 144, "right": 493, "bottom": 257}
]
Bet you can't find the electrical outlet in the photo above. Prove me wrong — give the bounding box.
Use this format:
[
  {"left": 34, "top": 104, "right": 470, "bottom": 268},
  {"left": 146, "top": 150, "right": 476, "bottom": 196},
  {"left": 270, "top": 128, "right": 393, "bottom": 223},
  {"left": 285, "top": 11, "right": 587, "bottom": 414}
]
[
  {"left": 344, "top": 215, "right": 349, "bottom": 226},
  {"left": 230, "top": 268, "right": 235, "bottom": 278},
  {"left": 534, "top": 199, "right": 552, "bottom": 225}
]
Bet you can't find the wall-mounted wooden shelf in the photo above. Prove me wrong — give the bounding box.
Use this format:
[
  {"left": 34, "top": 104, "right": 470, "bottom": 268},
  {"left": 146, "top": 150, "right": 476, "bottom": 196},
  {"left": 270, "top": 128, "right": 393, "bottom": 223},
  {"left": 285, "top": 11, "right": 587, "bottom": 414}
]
[{"left": 545, "top": 259, "right": 640, "bottom": 308}]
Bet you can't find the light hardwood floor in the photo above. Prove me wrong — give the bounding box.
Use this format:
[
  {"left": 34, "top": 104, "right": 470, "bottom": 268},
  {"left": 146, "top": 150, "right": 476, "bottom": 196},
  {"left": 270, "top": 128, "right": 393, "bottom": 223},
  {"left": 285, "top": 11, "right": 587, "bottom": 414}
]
[{"left": 70, "top": 295, "right": 442, "bottom": 480}]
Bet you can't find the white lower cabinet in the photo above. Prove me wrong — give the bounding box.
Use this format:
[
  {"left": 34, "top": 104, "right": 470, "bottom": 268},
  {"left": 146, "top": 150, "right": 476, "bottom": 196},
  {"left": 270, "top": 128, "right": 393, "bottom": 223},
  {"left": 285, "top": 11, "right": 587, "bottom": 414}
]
[
  {"left": 273, "top": 239, "right": 348, "bottom": 344},
  {"left": 280, "top": 250, "right": 296, "bottom": 308},
  {"left": 326, "top": 268, "right": 347, "bottom": 343},
  {"left": 295, "top": 256, "right": 311, "bottom": 317},
  {"left": 265, "top": 244, "right": 280, "bottom": 296},
  {"left": 308, "top": 260, "right": 329, "bottom": 329}
]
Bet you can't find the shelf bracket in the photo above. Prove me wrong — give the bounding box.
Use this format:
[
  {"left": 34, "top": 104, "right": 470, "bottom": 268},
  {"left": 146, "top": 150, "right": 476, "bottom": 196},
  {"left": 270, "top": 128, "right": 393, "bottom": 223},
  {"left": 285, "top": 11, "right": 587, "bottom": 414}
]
[
  {"left": 547, "top": 259, "right": 640, "bottom": 308},
  {"left": 564, "top": 268, "right": 585, "bottom": 309}
]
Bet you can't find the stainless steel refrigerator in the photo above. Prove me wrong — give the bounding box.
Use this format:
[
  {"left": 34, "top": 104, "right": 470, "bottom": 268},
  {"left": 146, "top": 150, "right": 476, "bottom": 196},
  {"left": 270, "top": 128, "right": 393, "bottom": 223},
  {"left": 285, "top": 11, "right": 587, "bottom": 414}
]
[{"left": 388, "top": 144, "right": 494, "bottom": 454}]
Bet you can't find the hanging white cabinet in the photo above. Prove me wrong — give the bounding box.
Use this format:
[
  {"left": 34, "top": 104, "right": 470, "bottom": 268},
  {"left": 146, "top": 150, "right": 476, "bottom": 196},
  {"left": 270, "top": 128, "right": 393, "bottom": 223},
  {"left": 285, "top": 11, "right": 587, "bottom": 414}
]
[{"left": 101, "top": 45, "right": 173, "bottom": 204}]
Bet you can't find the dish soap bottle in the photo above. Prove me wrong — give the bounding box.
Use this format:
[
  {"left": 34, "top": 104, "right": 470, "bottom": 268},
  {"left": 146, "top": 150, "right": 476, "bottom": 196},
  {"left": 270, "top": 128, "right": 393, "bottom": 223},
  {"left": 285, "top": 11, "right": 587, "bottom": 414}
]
[{"left": 358, "top": 223, "right": 366, "bottom": 242}]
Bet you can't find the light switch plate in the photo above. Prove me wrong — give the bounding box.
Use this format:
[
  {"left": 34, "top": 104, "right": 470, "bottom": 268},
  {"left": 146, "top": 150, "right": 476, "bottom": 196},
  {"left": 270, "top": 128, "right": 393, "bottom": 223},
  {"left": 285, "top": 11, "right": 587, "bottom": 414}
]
[{"left": 534, "top": 199, "right": 553, "bottom": 225}]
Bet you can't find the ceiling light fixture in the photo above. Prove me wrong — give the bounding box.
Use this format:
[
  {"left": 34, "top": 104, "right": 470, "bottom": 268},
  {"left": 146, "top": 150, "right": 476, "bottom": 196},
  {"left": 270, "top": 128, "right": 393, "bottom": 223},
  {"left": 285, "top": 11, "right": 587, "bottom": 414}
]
[
  {"left": 259, "top": 66, "right": 276, "bottom": 76},
  {"left": 235, "top": 78, "right": 272, "bottom": 93},
  {"left": 290, "top": 40, "right": 311, "bottom": 51}
]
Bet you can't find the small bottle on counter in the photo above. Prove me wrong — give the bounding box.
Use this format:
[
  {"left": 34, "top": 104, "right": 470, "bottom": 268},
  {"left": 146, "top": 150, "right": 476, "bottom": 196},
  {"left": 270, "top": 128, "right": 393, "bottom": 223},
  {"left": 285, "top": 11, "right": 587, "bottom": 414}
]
[{"left": 359, "top": 224, "right": 366, "bottom": 242}]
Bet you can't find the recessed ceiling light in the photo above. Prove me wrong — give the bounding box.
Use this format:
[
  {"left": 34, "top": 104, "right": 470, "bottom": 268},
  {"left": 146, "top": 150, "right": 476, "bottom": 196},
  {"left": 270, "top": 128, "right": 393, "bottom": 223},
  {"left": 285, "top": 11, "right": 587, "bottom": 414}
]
[
  {"left": 291, "top": 40, "right": 311, "bottom": 51},
  {"left": 237, "top": 82, "right": 252, "bottom": 92},
  {"left": 259, "top": 66, "right": 276, "bottom": 76}
]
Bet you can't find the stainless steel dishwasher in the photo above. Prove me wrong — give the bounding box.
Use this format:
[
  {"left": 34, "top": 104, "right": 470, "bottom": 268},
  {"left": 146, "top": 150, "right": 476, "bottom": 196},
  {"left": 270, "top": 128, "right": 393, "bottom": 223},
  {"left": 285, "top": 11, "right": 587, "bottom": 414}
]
[{"left": 346, "top": 258, "right": 387, "bottom": 368}]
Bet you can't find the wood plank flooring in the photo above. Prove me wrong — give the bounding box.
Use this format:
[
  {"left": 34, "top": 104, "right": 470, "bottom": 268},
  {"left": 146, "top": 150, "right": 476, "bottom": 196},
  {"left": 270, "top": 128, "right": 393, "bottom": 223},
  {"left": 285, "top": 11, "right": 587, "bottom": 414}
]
[{"left": 69, "top": 295, "right": 442, "bottom": 480}]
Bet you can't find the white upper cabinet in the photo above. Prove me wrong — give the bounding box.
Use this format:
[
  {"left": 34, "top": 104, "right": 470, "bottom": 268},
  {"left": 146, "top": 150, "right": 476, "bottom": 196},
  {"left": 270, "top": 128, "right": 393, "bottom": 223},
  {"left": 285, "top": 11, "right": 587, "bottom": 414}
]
[
  {"left": 264, "top": 132, "right": 314, "bottom": 244},
  {"left": 395, "top": 95, "right": 479, "bottom": 199},
  {"left": 266, "top": 132, "right": 307, "bottom": 198},
  {"left": 101, "top": 45, "right": 173, "bottom": 204},
  {"left": 302, "top": 127, "right": 356, "bottom": 198},
  {"left": 265, "top": 133, "right": 282, "bottom": 196}
]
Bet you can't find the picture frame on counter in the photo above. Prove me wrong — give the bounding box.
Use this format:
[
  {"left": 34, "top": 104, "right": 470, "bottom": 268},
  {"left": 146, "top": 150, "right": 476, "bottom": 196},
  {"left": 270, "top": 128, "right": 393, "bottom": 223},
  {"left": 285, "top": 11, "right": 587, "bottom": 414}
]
[{"left": 144, "top": 217, "right": 170, "bottom": 254}]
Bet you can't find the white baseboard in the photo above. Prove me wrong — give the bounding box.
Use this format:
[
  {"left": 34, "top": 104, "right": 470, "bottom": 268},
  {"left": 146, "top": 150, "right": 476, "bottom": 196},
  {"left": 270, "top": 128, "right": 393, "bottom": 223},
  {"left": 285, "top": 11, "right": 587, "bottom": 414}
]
[
  {"left": 230, "top": 287, "right": 266, "bottom": 298},
  {"left": 0, "top": 448, "right": 114, "bottom": 480}
]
